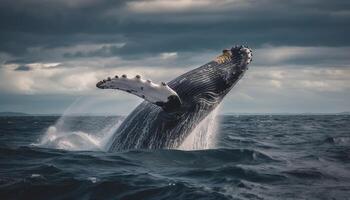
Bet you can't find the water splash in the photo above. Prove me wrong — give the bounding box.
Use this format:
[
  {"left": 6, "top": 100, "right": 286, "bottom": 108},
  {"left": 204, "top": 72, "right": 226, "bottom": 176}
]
[
  {"left": 36, "top": 120, "right": 122, "bottom": 151},
  {"left": 179, "top": 107, "right": 220, "bottom": 150},
  {"left": 34, "top": 97, "right": 123, "bottom": 151},
  {"left": 35, "top": 96, "right": 220, "bottom": 151}
]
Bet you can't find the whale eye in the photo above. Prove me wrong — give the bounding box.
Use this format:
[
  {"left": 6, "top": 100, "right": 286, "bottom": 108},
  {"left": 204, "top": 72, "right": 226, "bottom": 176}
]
[
  {"left": 136, "top": 75, "right": 141, "bottom": 79},
  {"left": 115, "top": 75, "right": 119, "bottom": 78}
]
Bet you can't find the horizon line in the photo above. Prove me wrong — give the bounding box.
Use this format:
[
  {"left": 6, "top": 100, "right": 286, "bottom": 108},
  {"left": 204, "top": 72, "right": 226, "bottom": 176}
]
[{"left": 0, "top": 111, "right": 349, "bottom": 116}]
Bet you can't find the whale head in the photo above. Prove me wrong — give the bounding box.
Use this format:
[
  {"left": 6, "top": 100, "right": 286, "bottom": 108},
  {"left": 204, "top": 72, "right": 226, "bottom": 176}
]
[{"left": 169, "top": 45, "right": 252, "bottom": 111}]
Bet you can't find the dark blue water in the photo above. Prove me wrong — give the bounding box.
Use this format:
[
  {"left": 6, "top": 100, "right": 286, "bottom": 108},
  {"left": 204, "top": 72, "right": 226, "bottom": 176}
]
[{"left": 0, "top": 115, "right": 349, "bottom": 200}]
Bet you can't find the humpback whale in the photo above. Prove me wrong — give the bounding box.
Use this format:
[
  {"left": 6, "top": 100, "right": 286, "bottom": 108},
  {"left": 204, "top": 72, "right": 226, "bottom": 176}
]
[{"left": 96, "top": 45, "right": 252, "bottom": 151}]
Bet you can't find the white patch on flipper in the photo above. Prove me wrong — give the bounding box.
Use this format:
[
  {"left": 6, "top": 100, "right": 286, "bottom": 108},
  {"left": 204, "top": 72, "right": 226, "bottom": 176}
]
[{"left": 96, "top": 75, "right": 180, "bottom": 105}]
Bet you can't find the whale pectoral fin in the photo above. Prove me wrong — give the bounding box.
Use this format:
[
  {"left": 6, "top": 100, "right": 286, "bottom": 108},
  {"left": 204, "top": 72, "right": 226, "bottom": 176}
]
[{"left": 96, "top": 75, "right": 182, "bottom": 112}]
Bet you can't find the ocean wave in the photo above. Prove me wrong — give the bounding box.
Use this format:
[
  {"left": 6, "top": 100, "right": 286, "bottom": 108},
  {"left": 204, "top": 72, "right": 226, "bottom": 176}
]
[
  {"left": 283, "top": 168, "right": 332, "bottom": 180},
  {"left": 1, "top": 115, "right": 350, "bottom": 200},
  {"left": 324, "top": 136, "right": 350, "bottom": 145}
]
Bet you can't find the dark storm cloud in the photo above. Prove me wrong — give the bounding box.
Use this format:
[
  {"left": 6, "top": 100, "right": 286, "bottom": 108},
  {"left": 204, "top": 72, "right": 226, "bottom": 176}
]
[
  {"left": 0, "top": 0, "right": 349, "bottom": 61},
  {"left": 14, "top": 65, "right": 31, "bottom": 71}
]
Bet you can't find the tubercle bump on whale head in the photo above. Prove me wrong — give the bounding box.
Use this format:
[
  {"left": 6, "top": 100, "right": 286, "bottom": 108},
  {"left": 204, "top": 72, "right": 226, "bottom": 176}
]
[{"left": 230, "top": 45, "right": 253, "bottom": 70}]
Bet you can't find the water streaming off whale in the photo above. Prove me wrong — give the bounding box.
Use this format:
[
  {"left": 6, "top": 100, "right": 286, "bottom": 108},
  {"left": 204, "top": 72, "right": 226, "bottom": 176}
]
[
  {"left": 179, "top": 107, "right": 220, "bottom": 150},
  {"left": 34, "top": 97, "right": 220, "bottom": 151}
]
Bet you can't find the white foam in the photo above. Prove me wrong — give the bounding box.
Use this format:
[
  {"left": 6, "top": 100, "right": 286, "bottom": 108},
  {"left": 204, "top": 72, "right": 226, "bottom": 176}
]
[
  {"left": 31, "top": 174, "right": 42, "bottom": 178},
  {"left": 88, "top": 177, "right": 98, "bottom": 183}
]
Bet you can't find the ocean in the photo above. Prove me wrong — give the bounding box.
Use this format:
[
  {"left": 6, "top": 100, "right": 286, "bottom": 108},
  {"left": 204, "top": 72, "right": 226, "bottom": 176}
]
[{"left": 0, "top": 115, "right": 349, "bottom": 200}]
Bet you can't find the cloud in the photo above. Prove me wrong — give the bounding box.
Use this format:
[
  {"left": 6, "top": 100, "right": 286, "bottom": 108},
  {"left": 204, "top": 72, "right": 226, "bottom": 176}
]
[
  {"left": 126, "top": 0, "right": 247, "bottom": 13},
  {"left": 1, "top": 0, "right": 349, "bottom": 58},
  {"left": 63, "top": 43, "right": 126, "bottom": 58},
  {"left": 160, "top": 52, "right": 178, "bottom": 60},
  {"left": 2, "top": 44, "right": 350, "bottom": 96},
  {"left": 253, "top": 46, "right": 350, "bottom": 67},
  {"left": 14, "top": 65, "right": 31, "bottom": 71},
  {"left": 0, "top": 58, "right": 189, "bottom": 95},
  {"left": 223, "top": 66, "right": 350, "bottom": 113},
  {"left": 0, "top": 0, "right": 349, "bottom": 114}
]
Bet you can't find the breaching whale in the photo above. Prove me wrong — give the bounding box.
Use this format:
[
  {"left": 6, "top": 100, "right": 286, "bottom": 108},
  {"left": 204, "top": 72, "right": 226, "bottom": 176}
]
[{"left": 97, "top": 45, "right": 252, "bottom": 151}]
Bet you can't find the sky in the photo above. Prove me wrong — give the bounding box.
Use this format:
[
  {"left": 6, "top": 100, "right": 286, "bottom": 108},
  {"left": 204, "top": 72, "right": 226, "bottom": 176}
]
[{"left": 0, "top": 0, "right": 349, "bottom": 115}]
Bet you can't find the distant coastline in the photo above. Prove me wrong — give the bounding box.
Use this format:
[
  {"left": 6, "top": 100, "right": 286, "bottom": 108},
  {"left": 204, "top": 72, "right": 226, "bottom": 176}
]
[
  {"left": 0, "top": 112, "right": 59, "bottom": 116},
  {"left": 0, "top": 112, "right": 30, "bottom": 116}
]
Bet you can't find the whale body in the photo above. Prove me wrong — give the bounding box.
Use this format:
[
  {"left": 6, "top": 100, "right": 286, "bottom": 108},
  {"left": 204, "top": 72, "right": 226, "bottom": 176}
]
[{"left": 97, "top": 46, "right": 252, "bottom": 151}]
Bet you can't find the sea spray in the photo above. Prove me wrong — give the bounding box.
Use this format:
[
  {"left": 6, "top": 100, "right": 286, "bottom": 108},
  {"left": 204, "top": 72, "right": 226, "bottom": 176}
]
[
  {"left": 179, "top": 107, "right": 220, "bottom": 150},
  {"left": 37, "top": 119, "right": 122, "bottom": 151},
  {"left": 35, "top": 96, "right": 220, "bottom": 151},
  {"left": 35, "top": 97, "right": 123, "bottom": 151}
]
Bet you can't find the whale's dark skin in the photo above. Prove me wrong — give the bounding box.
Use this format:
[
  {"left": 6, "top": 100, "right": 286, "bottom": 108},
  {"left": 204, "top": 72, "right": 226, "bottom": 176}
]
[{"left": 108, "top": 46, "right": 252, "bottom": 151}]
